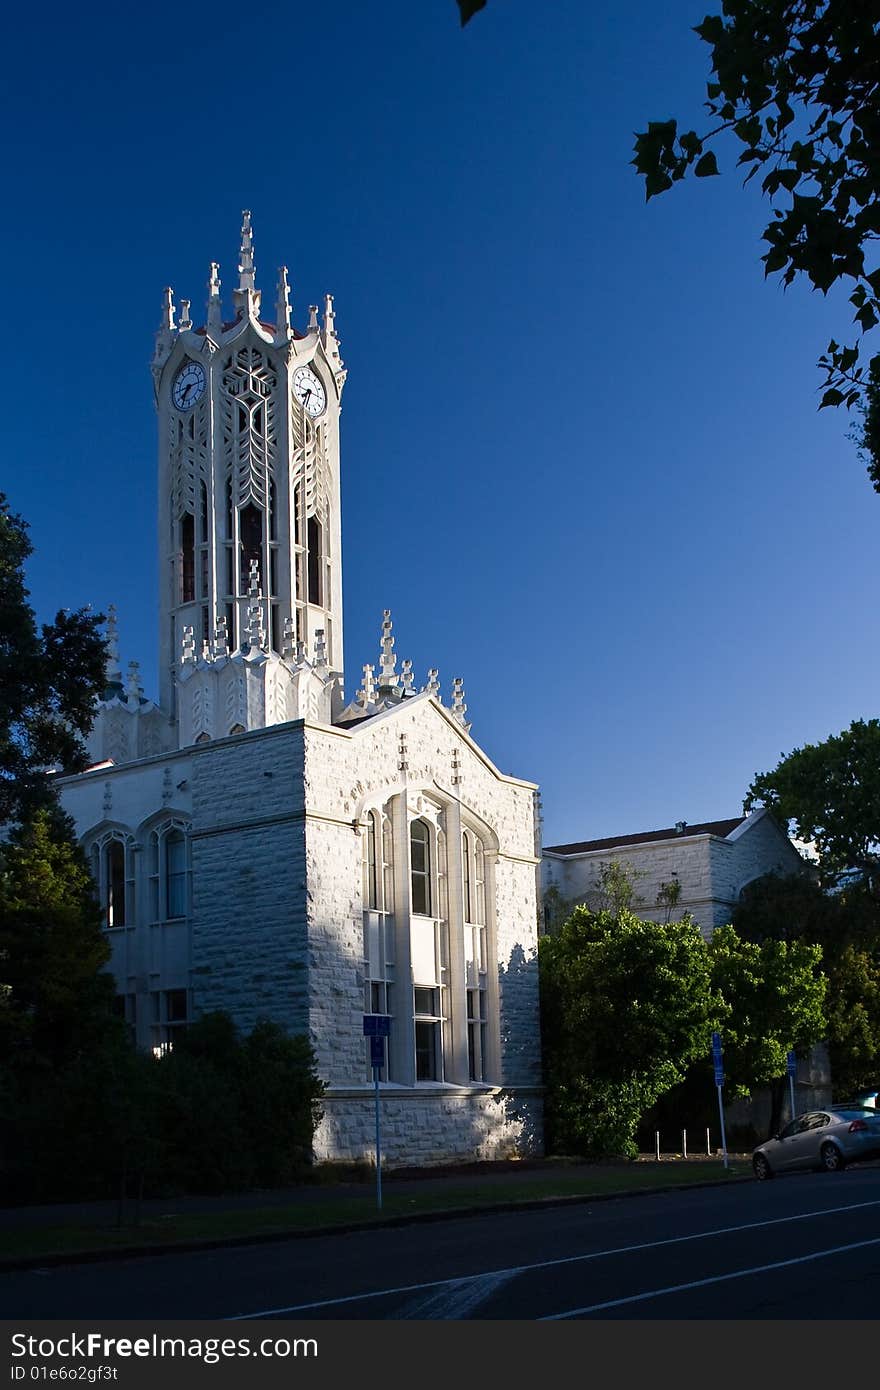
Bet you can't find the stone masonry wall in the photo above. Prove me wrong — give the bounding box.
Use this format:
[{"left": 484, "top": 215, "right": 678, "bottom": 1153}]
[
  {"left": 189, "top": 724, "right": 310, "bottom": 1034},
  {"left": 315, "top": 1087, "right": 544, "bottom": 1167}
]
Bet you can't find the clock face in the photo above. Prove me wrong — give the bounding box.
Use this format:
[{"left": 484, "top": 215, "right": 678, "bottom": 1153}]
[
  {"left": 172, "top": 360, "right": 207, "bottom": 411},
  {"left": 292, "top": 365, "right": 326, "bottom": 419}
]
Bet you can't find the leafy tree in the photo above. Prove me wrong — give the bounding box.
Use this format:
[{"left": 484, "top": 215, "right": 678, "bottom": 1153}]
[
  {"left": 539, "top": 906, "right": 720, "bottom": 1158},
  {"left": 708, "top": 923, "right": 827, "bottom": 1135},
  {"left": 630, "top": 2, "right": 880, "bottom": 490},
  {"left": 0, "top": 493, "right": 106, "bottom": 825},
  {"left": 744, "top": 718, "right": 880, "bottom": 892},
  {"left": 0, "top": 808, "right": 120, "bottom": 1071},
  {"left": 732, "top": 869, "right": 840, "bottom": 947},
  {"left": 825, "top": 944, "right": 880, "bottom": 1096},
  {"left": 587, "top": 858, "right": 644, "bottom": 916}
]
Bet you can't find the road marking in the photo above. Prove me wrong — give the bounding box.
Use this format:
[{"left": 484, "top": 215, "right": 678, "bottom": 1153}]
[
  {"left": 541, "top": 1234, "right": 880, "bottom": 1319},
  {"left": 226, "top": 1196, "right": 880, "bottom": 1320}
]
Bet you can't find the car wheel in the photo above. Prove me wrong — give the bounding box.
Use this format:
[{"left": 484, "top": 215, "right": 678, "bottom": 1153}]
[
  {"left": 752, "top": 1153, "right": 773, "bottom": 1180},
  {"left": 820, "top": 1142, "right": 845, "bottom": 1173}
]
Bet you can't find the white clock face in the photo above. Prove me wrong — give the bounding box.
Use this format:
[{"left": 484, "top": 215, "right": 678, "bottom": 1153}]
[
  {"left": 172, "top": 360, "right": 207, "bottom": 411},
  {"left": 293, "top": 365, "right": 326, "bottom": 419}
]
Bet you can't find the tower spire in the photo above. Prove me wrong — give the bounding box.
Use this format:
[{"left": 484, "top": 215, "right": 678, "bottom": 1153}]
[
  {"left": 275, "top": 265, "right": 292, "bottom": 341},
  {"left": 105, "top": 604, "right": 121, "bottom": 686},
  {"left": 207, "top": 262, "right": 222, "bottom": 338},
  {"left": 233, "top": 210, "right": 261, "bottom": 318},
  {"left": 239, "top": 210, "right": 255, "bottom": 291}
]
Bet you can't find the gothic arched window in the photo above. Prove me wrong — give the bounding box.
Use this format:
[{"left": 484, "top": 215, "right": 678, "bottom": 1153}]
[
  {"left": 145, "top": 822, "right": 191, "bottom": 923},
  {"left": 89, "top": 834, "right": 133, "bottom": 930}
]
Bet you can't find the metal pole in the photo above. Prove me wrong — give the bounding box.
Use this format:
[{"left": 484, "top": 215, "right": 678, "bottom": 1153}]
[
  {"left": 374, "top": 1067, "right": 382, "bottom": 1210},
  {"left": 682, "top": 1128, "right": 687, "bottom": 1158},
  {"left": 655, "top": 1130, "right": 660, "bottom": 1161},
  {"left": 706, "top": 1126, "right": 711, "bottom": 1156},
  {"left": 788, "top": 1071, "right": 797, "bottom": 1123},
  {"left": 717, "top": 1083, "right": 729, "bottom": 1169}
]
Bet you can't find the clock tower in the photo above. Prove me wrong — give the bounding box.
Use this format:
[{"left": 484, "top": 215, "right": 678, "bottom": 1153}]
[{"left": 151, "top": 212, "right": 346, "bottom": 745}]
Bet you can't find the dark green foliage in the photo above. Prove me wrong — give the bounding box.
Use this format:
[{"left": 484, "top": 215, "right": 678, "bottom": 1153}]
[
  {"left": 745, "top": 719, "right": 880, "bottom": 892},
  {"left": 632, "top": 2, "right": 880, "bottom": 490},
  {"left": 539, "top": 907, "right": 720, "bottom": 1158},
  {"left": 0, "top": 494, "right": 106, "bottom": 825},
  {"left": 154, "top": 1013, "right": 325, "bottom": 1194},
  {"left": 1, "top": 1010, "right": 325, "bottom": 1203},
  {"left": 0, "top": 809, "right": 119, "bottom": 1070},
  {"left": 733, "top": 869, "right": 880, "bottom": 1107}
]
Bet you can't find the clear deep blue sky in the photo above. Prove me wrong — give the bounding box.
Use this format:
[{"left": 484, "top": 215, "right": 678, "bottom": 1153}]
[{"left": 6, "top": 0, "right": 877, "bottom": 846}]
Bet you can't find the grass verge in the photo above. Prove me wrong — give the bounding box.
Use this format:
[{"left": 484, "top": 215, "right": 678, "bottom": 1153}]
[{"left": 2, "top": 1160, "right": 749, "bottom": 1264}]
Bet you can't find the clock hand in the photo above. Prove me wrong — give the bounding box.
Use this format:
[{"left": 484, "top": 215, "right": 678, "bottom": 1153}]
[{"left": 181, "top": 382, "right": 193, "bottom": 403}]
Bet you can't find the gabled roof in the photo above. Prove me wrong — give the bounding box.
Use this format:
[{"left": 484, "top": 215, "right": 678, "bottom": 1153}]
[{"left": 544, "top": 816, "right": 749, "bottom": 856}]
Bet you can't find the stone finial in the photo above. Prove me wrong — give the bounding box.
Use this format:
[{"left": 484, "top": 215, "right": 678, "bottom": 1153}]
[
  {"left": 307, "top": 303, "right": 319, "bottom": 332},
  {"left": 126, "top": 660, "right": 143, "bottom": 703},
  {"left": 207, "top": 262, "right": 222, "bottom": 337},
  {"left": 276, "top": 265, "right": 292, "bottom": 339},
  {"left": 181, "top": 625, "right": 196, "bottom": 664},
  {"left": 247, "top": 559, "right": 262, "bottom": 599},
  {"left": 281, "top": 615, "right": 296, "bottom": 661},
  {"left": 179, "top": 298, "right": 192, "bottom": 332},
  {"left": 314, "top": 628, "right": 328, "bottom": 668},
  {"left": 159, "top": 286, "right": 176, "bottom": 334},
  {"left": 294, "top": 638, "right": 307, "bottom": 666},
  {"left": 378, "top": 609, "right": 398, "bottom": 691},
  {"left": 401, "top": 659, "right": 414, "bottom": 696},
  {"left": 322, "top": 292, "right": 341, "bottom": 359},
  {"left": 212, "top": 613, "right": 229, "bottom": 660},
  {"left": 424, "top": 668, "right": 441, "bottom": 698},
  {"left": 358, "top": 663, "right": 376, "bottom": 708},
  {"left": 451, "top": 676, "right": 470, "bottom": 731},
  {"left": 104, "top": 604, "right": 121, "bottom": 684}
]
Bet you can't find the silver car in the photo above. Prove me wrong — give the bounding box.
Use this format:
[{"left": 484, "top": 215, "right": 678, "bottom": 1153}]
[{"left": 752, "top": 1107, "right": 880, "bottom": 1179}]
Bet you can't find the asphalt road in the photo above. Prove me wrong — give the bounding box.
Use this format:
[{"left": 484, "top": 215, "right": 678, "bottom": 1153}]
[{"left": 3, "top": 1166, "right": 879, "bottom": 1320}]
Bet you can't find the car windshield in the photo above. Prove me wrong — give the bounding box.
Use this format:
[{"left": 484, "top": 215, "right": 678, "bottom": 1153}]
[{"left": 833, "top": 1107, "right": 879, "bottom": 1120}]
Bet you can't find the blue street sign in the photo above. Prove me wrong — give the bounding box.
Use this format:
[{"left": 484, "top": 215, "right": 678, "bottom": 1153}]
[
  {"left": 786, "top": 1049, "right": 797, "bottom": 1078},
  {"left": 363, "top": 1014, "right": 391, "bottom": 1038},
  {"left": 370, "top": 1036, "right": 385, "bottom": 1069},
  {"left": 712, "top": 1031, "right": 724, "bottom": 1086}
]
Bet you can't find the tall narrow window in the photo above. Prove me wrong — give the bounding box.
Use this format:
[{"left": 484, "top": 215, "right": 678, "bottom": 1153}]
[
  {"left": 106, "top": 840, "right": 127, "bottom": 927},
  {"left": 307, "top": 515, "right": 322, "bottom": 604},
  {"left": 363, "top": 811, "right": 379, "bottom": 909},
  {"left": 462, "top": 833, "right": 472, "bottom": 922},
  {"left": 239, "top": 504, "right": 263, "bottom": 593},
  {"left": 199, "top": 480, "right": 208, "bottom": 542},
  {"left": 410, "top": 819, "right": 431, "bottom": 915},
  {"left": 181, "top": 513, "right": 195, "bottom": 603},
  {"left": 165, "top": 829, "right": 187, "bottom": 919}
]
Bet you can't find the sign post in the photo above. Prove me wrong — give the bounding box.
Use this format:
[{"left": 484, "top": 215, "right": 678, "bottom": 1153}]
[
  {"left": 712, "top": 1031, "right": 729, "bottom": 1169},
  {"left": 363, "top": 1014, "right": 391, "bottom": 1210},
  {"left": 786, "top": 1048, "right": 797, "bottom": 1123}
]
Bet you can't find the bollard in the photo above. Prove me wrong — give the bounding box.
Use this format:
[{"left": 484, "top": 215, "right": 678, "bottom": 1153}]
[
  {"left": 655, "top": 1130, "right": 660, "bottom": 1161},
  {"left": 682, "top": 1128, "right": 687, "bottom": 1158},
  {"left": 706, "top": 1126, "right": 711, "bottom": 1156}
]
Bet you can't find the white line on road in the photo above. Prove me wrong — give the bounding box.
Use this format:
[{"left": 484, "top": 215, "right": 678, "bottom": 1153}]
[
  {"left": 226, "top": 1195, "right": 880, "bottom": 1320},
  {"left": 541, "top": 1235, "right": 880, "bottom": 1319}
]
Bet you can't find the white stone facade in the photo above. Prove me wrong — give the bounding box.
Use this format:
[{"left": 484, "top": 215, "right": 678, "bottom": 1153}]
[
  {"left": 542, "top": 810, "right": 808, "bottom": 937},
  {"left": 61, "top": 214, "right": 543, "bottom": 1168}
]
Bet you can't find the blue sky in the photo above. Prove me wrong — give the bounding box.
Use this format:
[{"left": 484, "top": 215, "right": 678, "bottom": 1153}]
[{"left": 6, "top": 0, "right": 878, "bottom": 846}]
